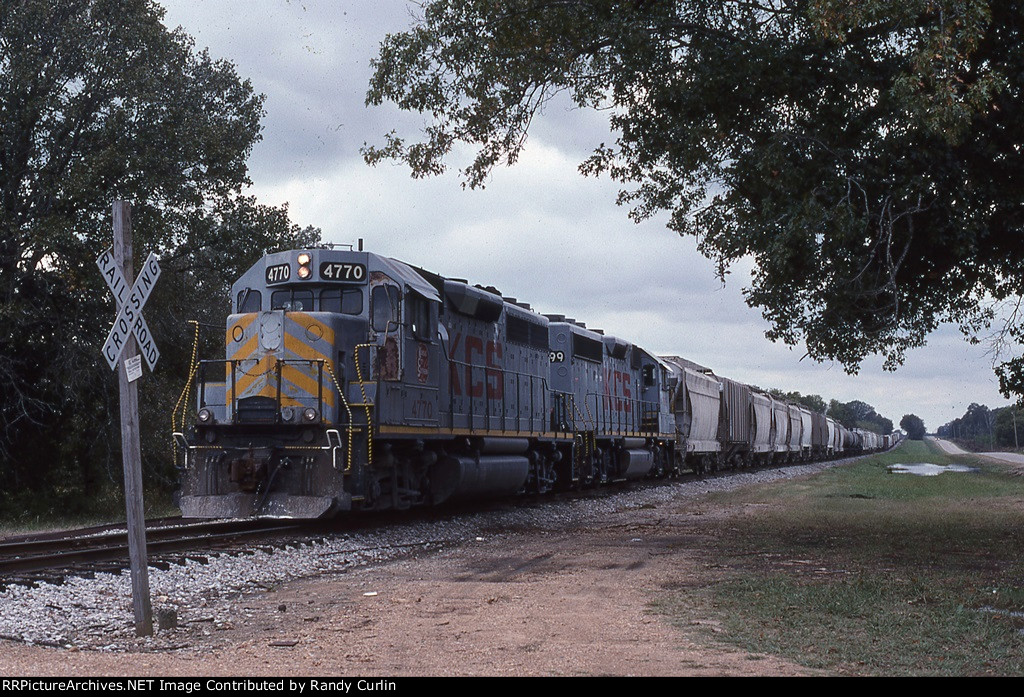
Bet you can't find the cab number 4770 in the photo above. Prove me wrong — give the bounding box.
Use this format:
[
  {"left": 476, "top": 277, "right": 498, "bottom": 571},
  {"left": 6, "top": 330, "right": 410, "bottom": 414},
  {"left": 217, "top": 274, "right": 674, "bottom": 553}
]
[{"left": 320, "top": 262, "right": 367, "bottom": 282}]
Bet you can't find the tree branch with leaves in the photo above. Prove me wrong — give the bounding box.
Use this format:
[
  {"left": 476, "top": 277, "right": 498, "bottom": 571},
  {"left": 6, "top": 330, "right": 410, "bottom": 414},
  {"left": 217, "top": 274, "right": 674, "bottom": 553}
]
[{"left": 365, "top": 0, "right": 1024, "bottom": 395}]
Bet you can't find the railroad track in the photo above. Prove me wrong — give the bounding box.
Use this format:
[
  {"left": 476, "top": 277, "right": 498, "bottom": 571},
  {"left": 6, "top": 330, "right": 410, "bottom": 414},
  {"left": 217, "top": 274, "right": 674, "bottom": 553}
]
[
  {"left": 0, "top": 451, "right": 885, "bottom": 589},
  {"left": 0, "top": 469, "right": 777, "bottom": 587},
  {"left": 0, "top": 518, "right": 312, "bottom": 588}
]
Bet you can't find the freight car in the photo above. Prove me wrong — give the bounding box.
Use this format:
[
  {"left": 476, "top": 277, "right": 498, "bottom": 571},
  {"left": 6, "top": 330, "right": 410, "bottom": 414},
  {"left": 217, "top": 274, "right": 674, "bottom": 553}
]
[{"left": 173, "top": 248, "right": 890, "bottom": 519}]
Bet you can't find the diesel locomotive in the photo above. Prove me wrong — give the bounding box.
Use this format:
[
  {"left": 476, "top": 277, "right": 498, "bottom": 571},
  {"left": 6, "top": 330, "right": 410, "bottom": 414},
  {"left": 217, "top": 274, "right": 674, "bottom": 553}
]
[{"left": 173, "top": 247, "right": 891, "bottom": 519}]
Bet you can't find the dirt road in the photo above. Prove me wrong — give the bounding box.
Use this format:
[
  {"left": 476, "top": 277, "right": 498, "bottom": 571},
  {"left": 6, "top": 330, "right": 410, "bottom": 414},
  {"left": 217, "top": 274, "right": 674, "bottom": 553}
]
[{"left": 929, "top": 436, "right": 1024, "bottom": 468}]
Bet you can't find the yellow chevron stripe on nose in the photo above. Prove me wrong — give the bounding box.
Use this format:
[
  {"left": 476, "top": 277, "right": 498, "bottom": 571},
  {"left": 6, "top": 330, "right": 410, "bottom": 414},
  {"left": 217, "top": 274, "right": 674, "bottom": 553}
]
[
  {"left": 227, "top": 333, "right": 259, "bottom": 363},
  {"left": 281, "top": 363, "right": 336, "bottom": 408},
  {"left": 288, "top": 312, "right": 336, "bottom": 346},
  {"left": 283, "top": 331, "right": 328, "bottom": 363},
  {"left": 238, "top": 384, "right": 311, "bottom": 409},
  {"left": 226, "top": 368, "right": 336, "bottom": 410},
  {"left": 225, "top": 314, "right": 258, "bottom": 353},
  {"left": 225, "top": 355, "right": 275, "bottom": 404},
  {"left": 223, "top": 314, "right": 339, "bottom": 410}
]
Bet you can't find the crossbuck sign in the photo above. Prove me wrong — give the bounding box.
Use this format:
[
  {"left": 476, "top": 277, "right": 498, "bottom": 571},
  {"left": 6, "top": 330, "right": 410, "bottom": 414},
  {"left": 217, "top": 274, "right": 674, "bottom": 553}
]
[{"left": 97, "top": 248, "right": 161, "bottom": 371}]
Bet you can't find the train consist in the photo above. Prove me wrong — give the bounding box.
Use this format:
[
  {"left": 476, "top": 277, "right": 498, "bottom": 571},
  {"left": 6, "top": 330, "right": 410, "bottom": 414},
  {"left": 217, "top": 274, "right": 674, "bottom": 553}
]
[{"left": 174, "top": 248, "right": 895, "bottom": 519}]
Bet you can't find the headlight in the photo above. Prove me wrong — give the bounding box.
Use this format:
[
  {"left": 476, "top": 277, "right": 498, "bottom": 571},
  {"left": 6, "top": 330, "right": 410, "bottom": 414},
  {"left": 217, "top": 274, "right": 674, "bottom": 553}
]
[
  {"left": 303, "top": 408, "right": 319, "bottom": 422},
  {"left": 297, "top": 252, "right": 312, "bottom": 279},
  {"left": 197, "top": 408, "right": 212, "bottom": 424}
]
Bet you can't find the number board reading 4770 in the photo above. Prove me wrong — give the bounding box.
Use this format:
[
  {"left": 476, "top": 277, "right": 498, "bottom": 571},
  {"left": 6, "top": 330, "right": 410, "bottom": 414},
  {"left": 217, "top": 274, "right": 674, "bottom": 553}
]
[{"left": 320, "top": 262, "right": 367, "bottom": 282}]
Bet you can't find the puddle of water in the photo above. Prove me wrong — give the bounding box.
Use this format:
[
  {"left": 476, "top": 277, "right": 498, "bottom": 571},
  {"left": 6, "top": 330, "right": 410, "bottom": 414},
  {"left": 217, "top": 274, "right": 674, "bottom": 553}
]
[
  {"left": 978, "top": 607, "right": 1024, "bottom": 635},
  {"left": 980, "top": 606, "right": 1024, "bottom": 620},
  {"left": 887, "top": 463, "right": 980, "bottom": 476}
]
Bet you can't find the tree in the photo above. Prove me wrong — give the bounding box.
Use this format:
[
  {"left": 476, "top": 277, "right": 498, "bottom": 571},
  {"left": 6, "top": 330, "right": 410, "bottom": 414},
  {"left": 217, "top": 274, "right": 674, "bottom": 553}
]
[
  {"left": 827, "top": 400, "right": 854, "bottom": 429},
  {"left": 0, "top": 0, "right": 318, "bottom": 514},
  {"left": 768, "top": 389, "right": 826, "bottom": 414},
  {"left": 993, "top": 405, "right": 1022, "bottom": 449},
  {"left": 900, "top": 414, "right": 927, "bottom": 440},
  {"left": 365, "top": 0, "right": 1024, "bottom": 393},
  {"left": 827, "top": 398, "right": 892, "bottom": 434},
  {"left": 937, "top": 402, "right": 1001, "bottom": 448}
]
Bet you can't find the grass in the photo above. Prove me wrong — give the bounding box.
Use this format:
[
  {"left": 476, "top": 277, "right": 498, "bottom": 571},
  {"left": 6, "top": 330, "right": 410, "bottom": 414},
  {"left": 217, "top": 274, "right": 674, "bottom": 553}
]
[
  {"left": 654, "top": 440, "right": 1024, "bottom": 676},
  {"left": 0, "top": 486, "right": 180, "bottom": 537}
]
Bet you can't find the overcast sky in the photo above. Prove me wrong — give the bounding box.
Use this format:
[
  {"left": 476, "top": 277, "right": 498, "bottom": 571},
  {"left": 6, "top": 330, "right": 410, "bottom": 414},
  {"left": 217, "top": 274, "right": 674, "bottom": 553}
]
[{"left": 159, "top": 0, "right": 1013, "bottom": 431}]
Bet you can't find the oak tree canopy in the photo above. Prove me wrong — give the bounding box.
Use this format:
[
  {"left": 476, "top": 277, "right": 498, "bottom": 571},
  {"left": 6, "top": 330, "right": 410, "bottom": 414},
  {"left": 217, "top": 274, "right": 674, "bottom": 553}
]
[
  {"left": 0, "top": 0, "right": 318, "bottom": 512},
  {"left": 364, "top": 0, "right": 1024, "bottom": 395}
]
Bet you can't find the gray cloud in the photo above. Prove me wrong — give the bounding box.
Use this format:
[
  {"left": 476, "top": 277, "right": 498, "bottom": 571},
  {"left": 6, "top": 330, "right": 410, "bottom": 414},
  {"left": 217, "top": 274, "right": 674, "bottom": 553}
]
[
  {"left": 163, "top": 0, "right": 420, "bottom": 179},
  {"left": 159, "top": 0, "right": 1012, "bottom": 432}
]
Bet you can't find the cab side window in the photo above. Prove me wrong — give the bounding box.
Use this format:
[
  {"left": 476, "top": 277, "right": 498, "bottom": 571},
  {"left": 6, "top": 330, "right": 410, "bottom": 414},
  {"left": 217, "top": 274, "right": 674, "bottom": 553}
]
[
  {"left": 407, "top": 293, "right": 432, "bottom": 341},
  {"left": 642, "top": 365, "right": 656, "bottom": 388},
  {"left": 371, "top": 285, "right": 399, "bottom": 332}
]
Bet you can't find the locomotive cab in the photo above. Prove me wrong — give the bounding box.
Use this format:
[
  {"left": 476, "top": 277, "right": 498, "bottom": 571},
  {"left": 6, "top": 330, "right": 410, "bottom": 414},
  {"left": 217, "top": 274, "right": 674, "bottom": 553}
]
[{"left": 180, "top": 249, "right": 434, "bottom": 518}]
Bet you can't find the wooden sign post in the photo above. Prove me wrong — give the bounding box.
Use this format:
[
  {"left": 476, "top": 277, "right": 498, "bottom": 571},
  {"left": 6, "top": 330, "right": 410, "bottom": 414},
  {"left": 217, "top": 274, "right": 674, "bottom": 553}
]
[{"left": 108, "top": 201, "right": 153, "bottom": 637}]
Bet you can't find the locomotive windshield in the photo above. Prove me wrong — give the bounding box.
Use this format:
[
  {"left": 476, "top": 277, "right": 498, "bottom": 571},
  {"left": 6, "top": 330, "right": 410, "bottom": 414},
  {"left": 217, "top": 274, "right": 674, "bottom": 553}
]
[
  {"left": 234, "top": 286, "right": 365, "bottom": 315},
  {"left": 271, "top": 289, "right": 314, "bottom": 311},
  {"left": 371, "top": 285, "right": 399, "bottom": 331},
  {"left": 321, "top": 287, "right": 363, "bottom": 315}
]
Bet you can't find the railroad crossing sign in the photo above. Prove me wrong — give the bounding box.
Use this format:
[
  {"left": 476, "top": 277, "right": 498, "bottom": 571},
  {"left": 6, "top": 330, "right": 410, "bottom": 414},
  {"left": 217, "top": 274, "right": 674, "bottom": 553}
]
[
  {"left": 96, "top": 248, "right": 161, "bottom": 371},
  {"left": 105, "top": 201, "right": 153, "bottom": 637}
]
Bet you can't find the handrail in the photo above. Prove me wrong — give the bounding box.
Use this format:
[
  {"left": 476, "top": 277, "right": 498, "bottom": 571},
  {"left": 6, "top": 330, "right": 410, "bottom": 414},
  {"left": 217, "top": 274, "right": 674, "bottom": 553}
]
[
  {"left": 195, "top": 357, "right": 331, "bottom": 423},
  {"left": 352, "top": 343, "right": 377, "bottom": 468},
  {"left": 444, "top": 356, "right": 560, "bottom": 434},
  {"left": 323, "top": 361, "right": 355, "bottom": 472},
  {"left": 172, "top": 320, "right": 201, "bottom": 463},
  {"left": 584, "top": 391, "right": 661, "bottom": 436},
  {"left": 172, "top": 432, "right": 190, "bottom": 471}
]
